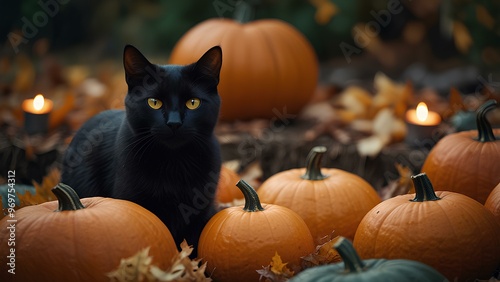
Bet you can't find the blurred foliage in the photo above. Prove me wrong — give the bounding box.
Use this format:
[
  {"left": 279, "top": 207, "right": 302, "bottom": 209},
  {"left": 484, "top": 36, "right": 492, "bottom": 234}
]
[{"left": 1, "top": 0, "right": 499, "bottom": 66}]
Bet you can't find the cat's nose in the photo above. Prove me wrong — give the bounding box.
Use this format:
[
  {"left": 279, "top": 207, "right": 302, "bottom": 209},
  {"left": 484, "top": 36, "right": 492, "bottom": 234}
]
[
  {"left": 167, "top": 112, "right": 182, "bottom": 130},
  {"left": 167, "top": 121, "right": 181, "bottom": 130}
]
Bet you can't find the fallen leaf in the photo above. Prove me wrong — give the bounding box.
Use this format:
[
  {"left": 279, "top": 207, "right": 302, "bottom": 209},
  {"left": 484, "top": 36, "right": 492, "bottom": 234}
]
[
  {"left": 257, "top": 252, "right": 294, "bottom": 282},
  {"left": 453, "top": 21, "right": 473, "bottom": 54},
  {"left": 17, "top": 168, "right": 60, "bottom": 207},
  {"left": 301, "top": 234, "right": 341, "bottom": 269},
  {"left": 443, "top": 87, "right": 467, "bottom": 119},
  {"left": 300, "top": 100, "right": 337, "bottom": 124},
  {"left": 108, "top": 247, "right": 155, "bottom": 282},
  {"left": 356, "top": 134, "right": 390, "bottom": 158},
  {"left": 379, "top": 163, "right": 413, "bottom": 200},
  {"left": 476, "top": 5, "right": 495, "bottom": 30},
  {"left": 12, "top": 53, "right": 36, "bottom": 93},
  {"left": 310, "top": 0, "right": 338, "bottom": 25},
  {"left": 108, "top": 240, "right": 212, "bottom": 282},
  {"left": 371, "top": 73, "right": 412, "bottom": 119},
  {"left": 338, "top": 86, "right": 373, "bottom": 120},
  {"left": 402, "top": 21, "right": 426, "bottom": 44},
  {"left": 150, "top": 240, "right": 211, "bottom": 282}
]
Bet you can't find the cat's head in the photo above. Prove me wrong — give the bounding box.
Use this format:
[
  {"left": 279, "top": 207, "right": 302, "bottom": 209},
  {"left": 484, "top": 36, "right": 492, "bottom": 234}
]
[{"left": 123, "top": 45, "right": 222, "bottom": 148}]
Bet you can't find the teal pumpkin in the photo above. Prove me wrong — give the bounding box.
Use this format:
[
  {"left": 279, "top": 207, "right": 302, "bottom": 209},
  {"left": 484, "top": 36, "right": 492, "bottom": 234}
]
[{"left": 290, "top": 237, "right": 448, "bottom": 282}]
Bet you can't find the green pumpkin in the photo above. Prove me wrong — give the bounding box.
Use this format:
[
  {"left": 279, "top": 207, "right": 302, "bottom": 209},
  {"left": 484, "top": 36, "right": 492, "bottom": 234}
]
[{"left": 290, "top": 237, "right": 448, "bottom": 282}]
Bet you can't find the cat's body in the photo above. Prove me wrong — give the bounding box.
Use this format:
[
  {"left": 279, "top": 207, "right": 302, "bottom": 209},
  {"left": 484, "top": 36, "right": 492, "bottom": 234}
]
[{"left": 61, "top": 45, "right": 223, "bottom": 253}]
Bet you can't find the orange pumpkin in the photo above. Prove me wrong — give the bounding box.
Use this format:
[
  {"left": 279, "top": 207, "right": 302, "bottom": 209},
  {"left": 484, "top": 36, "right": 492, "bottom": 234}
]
[
  {"left": 353, "top": 173, "right": 500, "bottom": 282},
  {"left": 198, "top": 180, "right": 315, "bottom": 282},
  {"left": 258, "top": 146, "right": 381, "bottom": 243},
  {"left": 421, "top": 100, "right": 500, "bottom": 204},
  {"left": 485, "top": 182, "right": 500, "bottom": 226},
  {"left": 0, "top": 183, "right": 178, "bottom": 282},
  {"left": 216, "top": 165, "right": 243, "bottom": 203},
  {"left": 169, "top": 17, "right": 318, "bottom": 121}
]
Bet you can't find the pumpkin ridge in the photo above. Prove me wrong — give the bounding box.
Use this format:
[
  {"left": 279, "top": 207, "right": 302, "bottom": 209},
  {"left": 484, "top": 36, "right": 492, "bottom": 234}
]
[
  {"left": 258, "top": 26, "right": 281, "bottom": 110},
  {"left": 275, "top": 22, "right": 318, "bottom": 103},
  {"left": 432, "top": 138, "right": 467, "bottom": 194},
  {"left": 436, "top": 192, "right": 499, "bottom": 277},
  {"left": 264, "top": 21, "right": 304, "bottom": 108},
  {"left": 484, "top": 183, "right": 500, "bottom": 226},
  {"left": 471, "top": 140, "right": 500, "bottom": 200},
  {"left": 290, "top": 179, "right": 306, "bottom": 216},
  {"left": 262, "top": 209, "right": 278, "bottom": 249},
  {"left": 377, "top": 200, "right": 407, "bottom": 255},
  {"left": 434, "top": 193, "right": 460, "bottom": 247},
  {"left": 307, "top": 181, "right": 325, "bottom": 239},
  {"left": 365, "top": 199, "right": 405, "bottom": 256}
]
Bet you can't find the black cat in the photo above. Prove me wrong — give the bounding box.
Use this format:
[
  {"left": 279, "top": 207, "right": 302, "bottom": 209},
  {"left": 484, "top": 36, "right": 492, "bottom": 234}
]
[{"left": 61, "top": 45, "right": 223, "bottom": 255}]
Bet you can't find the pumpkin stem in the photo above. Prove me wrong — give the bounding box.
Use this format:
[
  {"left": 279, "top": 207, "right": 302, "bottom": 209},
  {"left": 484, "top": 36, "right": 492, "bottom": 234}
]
[
  {"left": 410, "top": 173, "right": 441, "bottom": 202},
  {"left": 334, "top": 237, "right": 366, "bottom": 273},
  {"left": 236, "top": 179, "right": 264, "bottom": 212},
  {"left": 52, "top": 183, "right": 85, "bottom": 211},
  {"left": 301, "top": 146, "right": 329, "bottom": 180},
  {"left": 233, "top": 0, "right": 260, "bottom": 23},
  {"left": 476, "top": 100, "right": 497, "bottom": 142}
]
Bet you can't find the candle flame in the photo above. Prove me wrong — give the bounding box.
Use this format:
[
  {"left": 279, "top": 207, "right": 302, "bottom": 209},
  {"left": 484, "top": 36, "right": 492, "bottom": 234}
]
[
  {"left": 33, "top": 94, "right": 45, "bottom": 111},
  {"left": 416, "top": 102, "right": 428, "bottom": 122}
]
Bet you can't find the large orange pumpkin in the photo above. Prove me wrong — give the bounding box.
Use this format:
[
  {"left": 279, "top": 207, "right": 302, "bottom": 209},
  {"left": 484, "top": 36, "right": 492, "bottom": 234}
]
[
  {"left": 0, "top": 183, "right": 178, "bottom": 282},
  {"left": 485, "top": 182, "right": 500, "bottom": 226},
  {"left": 258, "top": 146, "right": 381, "bottom": 243},
  {"left": 169, "top": 17, "right": 318, "bottom": 121},
  {"left": 198, "top": 180, "right": 315, "bottom": 282},
  {"left": 421, "top": 99, "right": 500, "bottom": 204},
  {"left": 353, "top": 173, "right": 500, "bottom": 282}
]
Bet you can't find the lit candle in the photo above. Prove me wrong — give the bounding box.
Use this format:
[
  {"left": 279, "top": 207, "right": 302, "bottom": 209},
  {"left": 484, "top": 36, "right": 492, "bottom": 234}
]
[
  {"left": 22, "top": 94, "right": 53, "bottom": 135},
  {"left": 405, "top": 102, "right": 442, "bottom": 147}
]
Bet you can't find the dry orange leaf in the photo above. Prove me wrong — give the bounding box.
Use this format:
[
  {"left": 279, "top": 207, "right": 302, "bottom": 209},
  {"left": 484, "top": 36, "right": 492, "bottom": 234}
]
[
  {"left": 379, "top": 163, "right": 413, "bottom": 200},
  {"left": 257, "top": 252, "right": 294, "bottom": 282},
  {"left": 476, "top": 5, "right": 495, "bottom": 30},
  {"left": 17, "top": 168, "right": 60, "bottom": 208},
  {"left": 108, "top": 247, "right": 155, "bottom": 282},
  {"left": 444, "top": 87, "right": 466, "bottom": 119},
  {"left": 453, "top": 21, "right": 473, "bottom": 54},
  {"left": 109, "top": 240, "right": 211, "bottom": 282},
  {"left": 151, "top": 240, "right": 210, "bottom": 282},
  {"left": 310, "top": 0, "right": 338, "bottom": 25},
  {"left": 270, "top": 252, "right": 294, "bottom": 277},
  {"left": 301, "top": 234, "right": 341, "bottom": 269}
]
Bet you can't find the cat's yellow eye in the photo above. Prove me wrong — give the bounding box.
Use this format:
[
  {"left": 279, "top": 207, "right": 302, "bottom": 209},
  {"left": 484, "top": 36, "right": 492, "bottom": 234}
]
[
  {"left": 147, "top": 98, "right": 163, "bottom": 110},
  {"left": 186, "top": 98, "right": 201, "bottom": 110}
]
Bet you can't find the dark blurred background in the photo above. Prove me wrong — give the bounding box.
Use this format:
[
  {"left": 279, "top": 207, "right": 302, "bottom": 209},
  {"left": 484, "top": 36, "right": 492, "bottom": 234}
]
[{"left": 2, "top": 0, "right": 499, "bottom": 69}]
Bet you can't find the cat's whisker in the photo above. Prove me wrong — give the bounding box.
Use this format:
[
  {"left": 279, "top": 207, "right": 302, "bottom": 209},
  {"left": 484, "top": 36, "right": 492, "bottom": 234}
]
[
  {"left": 115, "top": 128, "right": 150, "bottom": 143},
  {"left": 122, "top": 133, "right": 155, "bottom": 162},
  {"left": 134, "top": 135, "right": 158, "bottom": 165}
]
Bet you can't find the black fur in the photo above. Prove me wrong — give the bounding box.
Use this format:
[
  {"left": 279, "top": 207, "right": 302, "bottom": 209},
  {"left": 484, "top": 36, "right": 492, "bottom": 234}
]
[{"left": 61, "top": 45, "right": 223, "bottom": 255}]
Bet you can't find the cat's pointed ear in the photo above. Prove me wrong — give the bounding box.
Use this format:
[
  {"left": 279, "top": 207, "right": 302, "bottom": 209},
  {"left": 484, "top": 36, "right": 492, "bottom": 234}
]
[
  {"left": 123, "top": 45, "right": 152, "bottom": 80},
  {"left": 193, "top": 46, "right": 222, "bottom": 84}
]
